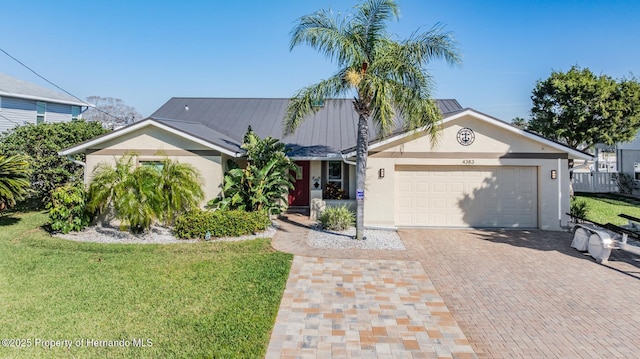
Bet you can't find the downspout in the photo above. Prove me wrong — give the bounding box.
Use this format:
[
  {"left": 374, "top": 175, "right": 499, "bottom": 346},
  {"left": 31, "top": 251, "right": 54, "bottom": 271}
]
[
  {"left": 341, "top": 155, "right": 356, "bottom": 166},
  {"left": 558, "top": 158, "right": 562, "bottom": 228}
]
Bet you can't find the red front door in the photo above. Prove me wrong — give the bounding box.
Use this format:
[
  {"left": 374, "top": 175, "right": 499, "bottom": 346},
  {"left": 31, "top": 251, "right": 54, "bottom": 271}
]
[{"left": 288, "top": 161, "right": 309, "bottom": 206}]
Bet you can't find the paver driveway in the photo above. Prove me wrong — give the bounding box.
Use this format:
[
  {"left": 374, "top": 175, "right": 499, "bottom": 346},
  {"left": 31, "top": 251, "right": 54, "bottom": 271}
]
[
  {"left": 269, "top": 215, "right": 640, "bottom": 358},
  {"left": 401, "top": 229, "right": 640, "bottom": 358}
]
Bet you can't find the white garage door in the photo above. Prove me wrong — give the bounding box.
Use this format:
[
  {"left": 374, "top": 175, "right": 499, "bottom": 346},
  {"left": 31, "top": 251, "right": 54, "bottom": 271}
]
[{"left": 396, "top": 166, "right": 537, "bottom": 228}]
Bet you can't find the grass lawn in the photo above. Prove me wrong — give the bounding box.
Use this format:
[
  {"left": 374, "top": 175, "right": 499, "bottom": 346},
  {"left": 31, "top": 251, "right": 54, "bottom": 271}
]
[
  {"left": 0, "top": 211, "right": 292, "bottom": 359},
  {"left": 574, "top": 192, "right": 640, "bottom": 225}
]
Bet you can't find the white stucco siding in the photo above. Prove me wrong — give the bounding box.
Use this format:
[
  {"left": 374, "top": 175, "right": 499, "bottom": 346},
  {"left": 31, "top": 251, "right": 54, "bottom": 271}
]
[
  {"left": 84, "top": 127, "right": 224, "bottom": 206},
  {"left": 362, "top": 115, "right": 571, "bottom": 231},
  {"left": 379, "top": 115, "right": 564, "bottom": 155}
]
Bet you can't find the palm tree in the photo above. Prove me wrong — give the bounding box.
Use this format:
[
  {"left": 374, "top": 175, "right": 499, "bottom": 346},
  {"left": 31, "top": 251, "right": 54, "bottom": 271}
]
[
  {"left": 0, "top": 155, "right": 30, "bottom": 211},
  {"left": 88, "top": 155, "right": 205, "bottom": 232},
  {"left": 157, "top": 159, "right": 204, "bottom": 225},
  {"left": 511, "top": 117, "right": 528, "bottom": 129},
  {"left": 284, "top": 0, "right": 460, "bottom": 239}
]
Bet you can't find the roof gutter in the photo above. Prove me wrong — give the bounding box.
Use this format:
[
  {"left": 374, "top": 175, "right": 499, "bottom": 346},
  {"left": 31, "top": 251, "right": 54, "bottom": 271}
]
[{"left": 341, "top": 154, "right": 356, "bottom": 166}]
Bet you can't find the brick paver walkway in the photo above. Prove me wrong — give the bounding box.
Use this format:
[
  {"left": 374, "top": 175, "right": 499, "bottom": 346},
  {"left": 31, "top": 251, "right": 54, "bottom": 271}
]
[
  {"left": 268, "top": 215, "right": 640, "bottom": 358},
  {"left": 267, "top": 215, "right": 476, "bottom": 359}
]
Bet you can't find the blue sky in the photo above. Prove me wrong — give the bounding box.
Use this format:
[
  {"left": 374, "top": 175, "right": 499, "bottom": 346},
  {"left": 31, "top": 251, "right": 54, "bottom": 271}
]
[{"left": 1, "top": 0, "right": 639, "bottom": 122}]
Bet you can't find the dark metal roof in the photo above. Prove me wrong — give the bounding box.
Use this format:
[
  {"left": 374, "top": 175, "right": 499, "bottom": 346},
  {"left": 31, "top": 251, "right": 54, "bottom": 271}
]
[{"left": 149, "top": 98, "right": 463, "bottom": 157}]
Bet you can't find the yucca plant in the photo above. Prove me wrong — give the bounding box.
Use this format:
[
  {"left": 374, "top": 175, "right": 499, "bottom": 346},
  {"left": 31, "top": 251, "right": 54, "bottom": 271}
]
[{"left": 0, "top": 154, "right": 31, "bottom": 211}]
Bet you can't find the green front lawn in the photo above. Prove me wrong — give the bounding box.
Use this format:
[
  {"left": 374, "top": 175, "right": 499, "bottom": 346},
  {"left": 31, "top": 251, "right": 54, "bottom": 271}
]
[
  {"left": 574, "top": 192, "right": 640, "bottom": 225},
  {"left": 0, "top": 212, "right": 292, "bottom": 359}
]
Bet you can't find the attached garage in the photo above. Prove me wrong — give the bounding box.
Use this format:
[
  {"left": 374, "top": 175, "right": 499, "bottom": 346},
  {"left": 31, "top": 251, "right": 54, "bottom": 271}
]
[
  {"left": 361, "top": 109, "right": 592, "bottom": 231},
  {"left": 395, "top": 165, "right": 537, "bottom": 228}
]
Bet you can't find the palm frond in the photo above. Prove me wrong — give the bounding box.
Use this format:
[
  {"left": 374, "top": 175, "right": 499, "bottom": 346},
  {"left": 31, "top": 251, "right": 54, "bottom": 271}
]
[
  {"left": 290, "top": 9, "right": 361, "bottom": 66},
  {"left": 283, "top": 75, "right": 349, "bottom": 135},
  {"left": 0, "top": 155, "right": 30, "bottom": 209},
  {"left": 352, "top": 0, "right": 399, "bottom": 56}
]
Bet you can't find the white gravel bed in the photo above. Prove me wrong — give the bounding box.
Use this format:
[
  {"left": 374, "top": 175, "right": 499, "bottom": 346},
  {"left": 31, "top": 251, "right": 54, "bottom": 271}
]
[
  {"left": 54, "top": 225, "right": 276, "bottom": 244},
  {"left": 307, "top": 226, "right": 405, "bottom": 250}
]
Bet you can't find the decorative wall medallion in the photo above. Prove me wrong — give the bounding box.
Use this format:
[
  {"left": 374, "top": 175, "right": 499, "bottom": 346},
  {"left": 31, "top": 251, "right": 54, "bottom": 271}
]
[{"left": 456, "top": 128, "right": 475, "bottom": 146}]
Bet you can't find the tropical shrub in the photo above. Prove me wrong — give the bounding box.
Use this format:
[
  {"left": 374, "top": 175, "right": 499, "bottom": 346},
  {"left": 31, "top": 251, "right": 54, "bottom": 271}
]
[
  {"left": 173, "top": 209, "right": 271, "bottom": 239},
  {"left": 611, "top": 173, "right": 638, "bottom": 195},
  {"left": 318, "top": 205, "right": 355, "bottom": 231},
  {"left": 48, "top": 183, "right": 91, "bottom": 233},
  {"left": 0, "top": 120, "right": 109, "bottom": 207},
  {"left": 209, "top": 127, "right": 299, "bottom": 214},
  {"left": 569, "top": 198, "right": 590, "bottom": 221},
  {"left": 88, "top": 155, "right": 203, "bottom": 233},
  {"left": 324, "top": 181, "right": 346, "bottom": 199},
  {"left": 0, "top": 154, "right": 31, "bottom": 211},
  {"left": 157, "top": 160, "right": 205, "bottom": 225}
]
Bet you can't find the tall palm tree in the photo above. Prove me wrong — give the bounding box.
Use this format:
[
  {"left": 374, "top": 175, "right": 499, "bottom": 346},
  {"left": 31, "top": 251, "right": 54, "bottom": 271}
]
[
  {"left": 0, "top": 155, "right": 30, "bottom": 211},
  {"left": 284, "top": 0, "right": 460, "bottom": 239}
]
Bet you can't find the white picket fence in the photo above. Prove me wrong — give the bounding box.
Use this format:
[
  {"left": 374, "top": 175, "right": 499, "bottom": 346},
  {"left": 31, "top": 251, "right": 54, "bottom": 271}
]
[{"left": 572, "top": 172, "right": 618, "bottom": 193}]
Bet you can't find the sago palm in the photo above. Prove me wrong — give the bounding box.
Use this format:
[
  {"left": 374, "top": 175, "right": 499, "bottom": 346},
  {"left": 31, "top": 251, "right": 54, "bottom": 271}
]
[
  {"left": 284, "top": 0, "right": 460, "bottom": 239},
  {"left": 0, "top": 155, "right": 31, "bottom": 210}
]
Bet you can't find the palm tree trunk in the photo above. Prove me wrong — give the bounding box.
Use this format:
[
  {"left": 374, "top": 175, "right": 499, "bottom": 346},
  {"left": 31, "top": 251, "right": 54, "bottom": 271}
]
[{"left": 355, "top": 114, "right": 369, "bottom": 240}]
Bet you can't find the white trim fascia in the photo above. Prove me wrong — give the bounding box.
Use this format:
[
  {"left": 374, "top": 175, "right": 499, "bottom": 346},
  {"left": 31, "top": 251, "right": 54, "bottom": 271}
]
[
  {"left": 289, "top": 154, "right": 344, "bottom": 161},
  {"left": 289, "top": 156, "right": 332, "bottom": 161},
  {"left": 0, "top": 91, "right": 90, "bottom": 107},
  {"left": 59, "top": 119, "right": 241, "bottom": 157},
  {"left": 344, "top": 108, "right": 592, "bottom": 160}
]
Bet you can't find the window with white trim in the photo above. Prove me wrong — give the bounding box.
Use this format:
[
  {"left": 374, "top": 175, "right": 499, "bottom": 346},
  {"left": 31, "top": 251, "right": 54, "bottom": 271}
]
[
  {"left": 71, "top": 106, "right": 80, "bottom": 120},
  {"left": 325, "top": 161, "right": 346, "bottom": 199},
  {"left": 36, "top": 101, "right": 46, "bottom": 124}
]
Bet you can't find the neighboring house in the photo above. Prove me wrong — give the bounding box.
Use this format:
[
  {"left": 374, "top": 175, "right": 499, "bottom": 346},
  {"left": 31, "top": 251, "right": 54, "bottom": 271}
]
[
  {"left": 616, "top": 134, "right": 640, "bottom": 180},
  {"left": 60, "top": 98, "right": 591, "bottom": 231},
  {"left": 0, "top": 73, "right": 91, "bottom": 134}
]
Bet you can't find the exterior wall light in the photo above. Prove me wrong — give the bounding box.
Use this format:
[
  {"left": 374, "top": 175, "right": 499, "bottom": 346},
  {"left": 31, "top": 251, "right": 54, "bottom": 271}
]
[
  {"left": 551, "top": 170, "right": 557, "bottom": 180},
  {"left": 379, "top": 168, "right": 385, "bottom": 178}
]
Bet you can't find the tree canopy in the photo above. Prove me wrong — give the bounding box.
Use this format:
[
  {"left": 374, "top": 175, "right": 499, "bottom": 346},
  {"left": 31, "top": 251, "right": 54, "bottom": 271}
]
[
  {"left": 284, "top": 0, "right": 459, "bottom": 239},
  {"left": 83, "top": 96, "right": 143, "bottom": 129},
  {"left": 528, "top": 66, "right": 640, "bottom": 150},
  {"left": 0, "top": 120, "right": 109, "bottom": 207}
]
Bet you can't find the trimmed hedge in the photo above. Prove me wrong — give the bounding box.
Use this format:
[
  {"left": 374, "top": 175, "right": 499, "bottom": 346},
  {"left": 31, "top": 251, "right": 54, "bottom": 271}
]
[{"left": 174, "top": 209, "right": 271, "bottom": 239}]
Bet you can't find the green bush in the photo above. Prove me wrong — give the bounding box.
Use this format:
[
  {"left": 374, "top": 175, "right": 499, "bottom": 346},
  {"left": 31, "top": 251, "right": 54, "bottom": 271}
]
[
  {"left": 570, "top": 198, "right": 590, "bottom": 220},
  {"left": 174, "top": 209, "right": 271, "bottom": 239},
  {"left": 0, "top": 120, "right": 109, "bottom": 207},
  {"left": 48, "top": 183, "right": 91, "bottom": 233},
  {"left": 612, "top": 173, "right": 638, "bottom": 195},
  {"left": 318, "top": 205, "right": 355, "bottom": 231}
]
